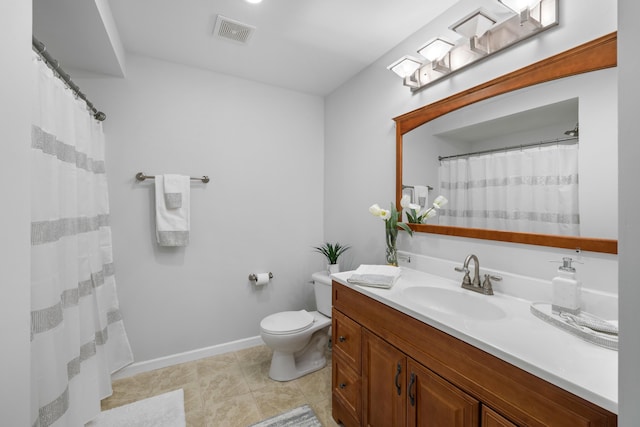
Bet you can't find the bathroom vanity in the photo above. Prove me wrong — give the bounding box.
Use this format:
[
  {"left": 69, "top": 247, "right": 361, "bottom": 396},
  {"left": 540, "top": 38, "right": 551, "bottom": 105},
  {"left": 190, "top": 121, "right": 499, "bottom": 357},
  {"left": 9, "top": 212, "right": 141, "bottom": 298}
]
[{"left": 330, "top": 269, "right": 617, "bottom": 427}]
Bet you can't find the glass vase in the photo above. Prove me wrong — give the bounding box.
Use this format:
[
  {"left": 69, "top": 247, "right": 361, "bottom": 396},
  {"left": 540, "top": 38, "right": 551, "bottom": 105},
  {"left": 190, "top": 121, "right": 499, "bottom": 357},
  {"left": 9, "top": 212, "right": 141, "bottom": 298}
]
[{"left": 386, "top": 245, "right": 398, "bottom": 266}]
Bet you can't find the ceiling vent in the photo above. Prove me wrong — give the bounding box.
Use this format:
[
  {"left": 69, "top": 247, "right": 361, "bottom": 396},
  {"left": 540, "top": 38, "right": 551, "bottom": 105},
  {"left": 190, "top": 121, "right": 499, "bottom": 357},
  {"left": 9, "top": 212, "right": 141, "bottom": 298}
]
[{"left": 213, "top": 15, "right": 256, "bottom": 45}]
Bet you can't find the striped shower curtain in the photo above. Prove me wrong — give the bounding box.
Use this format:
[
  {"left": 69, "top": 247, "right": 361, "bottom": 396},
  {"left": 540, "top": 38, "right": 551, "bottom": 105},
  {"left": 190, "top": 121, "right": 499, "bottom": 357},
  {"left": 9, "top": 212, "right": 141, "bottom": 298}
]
[
  {"left": 438, "top": 144, "right": 581, "bottom": 236},
  {"left": 30, "top": 52, "right": 133, "bottom": 426}
]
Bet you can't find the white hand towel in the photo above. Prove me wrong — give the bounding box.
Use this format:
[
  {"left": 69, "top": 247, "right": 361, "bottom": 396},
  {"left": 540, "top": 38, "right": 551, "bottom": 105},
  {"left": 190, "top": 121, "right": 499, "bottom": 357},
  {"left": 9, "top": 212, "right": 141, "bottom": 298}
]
[
  {"left": 414, "top": 185, "right": 430, "bottom": 208},
  {"left": 155, "top": 175, "right": 190, "bottom": 246},
  {"left": 347, "top": 264, "right": 401, "bottom": 289},
  {"left": 163, "top": 174, "right": 185, "bottom": 208}
]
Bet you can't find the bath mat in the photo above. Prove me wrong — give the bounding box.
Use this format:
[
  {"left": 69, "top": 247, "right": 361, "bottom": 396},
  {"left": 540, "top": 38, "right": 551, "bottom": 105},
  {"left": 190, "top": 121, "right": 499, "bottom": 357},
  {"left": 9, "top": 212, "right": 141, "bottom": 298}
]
[
  {"left": 86, "top": 389, "right": 185, "bottom": 427},
  {"left": 249, "top": 404, "right": 322, "bottom": 427}
]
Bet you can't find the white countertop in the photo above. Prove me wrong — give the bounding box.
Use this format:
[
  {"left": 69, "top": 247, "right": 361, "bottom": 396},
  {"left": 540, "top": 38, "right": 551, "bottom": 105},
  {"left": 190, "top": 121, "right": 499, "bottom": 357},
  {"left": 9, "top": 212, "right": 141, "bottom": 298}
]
[{"left": 332, "top": 267, "right": 618, "bottom": 414}]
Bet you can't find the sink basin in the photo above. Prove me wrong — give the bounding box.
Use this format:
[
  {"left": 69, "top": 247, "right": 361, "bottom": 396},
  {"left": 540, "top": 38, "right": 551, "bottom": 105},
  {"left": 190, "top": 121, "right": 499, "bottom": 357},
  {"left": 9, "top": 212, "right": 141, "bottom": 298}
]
[{"left": 401, "top": 287, "right": 506, "bottom": 321}]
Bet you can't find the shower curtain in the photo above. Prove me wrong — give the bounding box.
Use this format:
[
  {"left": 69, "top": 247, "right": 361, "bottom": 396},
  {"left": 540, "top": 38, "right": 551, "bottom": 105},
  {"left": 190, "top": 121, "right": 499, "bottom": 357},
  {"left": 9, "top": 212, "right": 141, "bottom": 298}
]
[
  {"left": 30, "top": 52, "right": 133, "bottom": 426},
  {"left": 438, "top": 144, "right": 580, "bottom": 236}
]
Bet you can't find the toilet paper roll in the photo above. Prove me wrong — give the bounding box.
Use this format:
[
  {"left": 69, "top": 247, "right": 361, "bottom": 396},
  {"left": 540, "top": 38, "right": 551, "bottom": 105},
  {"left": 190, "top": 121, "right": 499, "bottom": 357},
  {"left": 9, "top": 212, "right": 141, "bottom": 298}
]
[{"left": 255, "top": 273, "right": 270, "bottom": 286}]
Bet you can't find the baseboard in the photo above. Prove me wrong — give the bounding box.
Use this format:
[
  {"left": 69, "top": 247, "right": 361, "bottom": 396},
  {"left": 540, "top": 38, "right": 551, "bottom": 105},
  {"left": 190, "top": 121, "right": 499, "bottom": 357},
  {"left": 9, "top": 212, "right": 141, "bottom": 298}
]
[{"left": 111, "top": 335, "right": 264, "bottom": 380}]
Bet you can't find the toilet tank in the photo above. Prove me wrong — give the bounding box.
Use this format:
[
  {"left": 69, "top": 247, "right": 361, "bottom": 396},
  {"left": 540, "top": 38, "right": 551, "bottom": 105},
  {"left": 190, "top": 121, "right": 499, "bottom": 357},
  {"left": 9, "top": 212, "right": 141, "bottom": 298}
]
[{"left": 311, "top": 271, "right": 332, "bottom": 317}]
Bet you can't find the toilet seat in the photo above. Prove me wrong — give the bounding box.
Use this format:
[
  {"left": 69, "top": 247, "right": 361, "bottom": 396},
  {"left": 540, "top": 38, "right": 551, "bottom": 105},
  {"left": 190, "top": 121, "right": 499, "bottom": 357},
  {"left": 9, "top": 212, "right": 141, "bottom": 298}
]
[{"left": 260, "top": 310, "right": 315, "bottom": 335}]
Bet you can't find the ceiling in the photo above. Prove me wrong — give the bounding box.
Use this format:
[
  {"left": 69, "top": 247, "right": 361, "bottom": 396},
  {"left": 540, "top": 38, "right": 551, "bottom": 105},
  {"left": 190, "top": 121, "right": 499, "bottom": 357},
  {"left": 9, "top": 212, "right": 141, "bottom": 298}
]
[
  {"left": 437, "top": 98, "right": 579, "bottom": 143},
  {"left": 33, "top": 0, "right": 459, "bottom": 96}
]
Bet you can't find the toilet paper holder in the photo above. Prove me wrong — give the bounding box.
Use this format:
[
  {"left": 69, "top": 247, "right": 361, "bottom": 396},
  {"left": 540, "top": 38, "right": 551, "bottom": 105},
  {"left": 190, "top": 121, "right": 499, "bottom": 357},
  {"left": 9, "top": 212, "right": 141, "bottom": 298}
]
[{"left": 249, "top": 272, "right": 274, "bottom": 282}]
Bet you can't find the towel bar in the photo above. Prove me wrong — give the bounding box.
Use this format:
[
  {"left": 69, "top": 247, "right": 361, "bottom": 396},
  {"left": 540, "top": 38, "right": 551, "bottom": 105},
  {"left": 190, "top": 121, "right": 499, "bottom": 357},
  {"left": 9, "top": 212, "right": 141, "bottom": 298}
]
[{"left": 135, "top": 172, "right": 210, "bottom": 183}]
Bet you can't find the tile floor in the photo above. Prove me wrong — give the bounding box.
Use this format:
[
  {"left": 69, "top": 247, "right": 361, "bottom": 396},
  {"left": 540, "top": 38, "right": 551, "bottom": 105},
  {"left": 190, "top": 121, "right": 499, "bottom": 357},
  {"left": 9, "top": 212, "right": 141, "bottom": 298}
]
[{"left": 101, "top": 344, "right": 341, "bottom": 427}]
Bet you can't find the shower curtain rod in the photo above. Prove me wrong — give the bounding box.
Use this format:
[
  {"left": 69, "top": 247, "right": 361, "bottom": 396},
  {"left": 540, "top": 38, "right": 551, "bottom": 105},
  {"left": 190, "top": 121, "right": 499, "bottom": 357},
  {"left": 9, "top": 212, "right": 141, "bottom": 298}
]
[
  {"left": 32, "top": 36, "right": 106, "bottom": 122},
  {"left": 438, "top": 135, "right": 578, "bottom": 162}
]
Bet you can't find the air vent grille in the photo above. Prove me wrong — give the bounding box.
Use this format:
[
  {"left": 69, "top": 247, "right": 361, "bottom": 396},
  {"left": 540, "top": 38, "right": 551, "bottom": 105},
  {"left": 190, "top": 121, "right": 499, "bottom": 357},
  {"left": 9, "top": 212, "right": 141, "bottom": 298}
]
[{"left": 214, "top": 15, "right": 256, "bottom": 45}]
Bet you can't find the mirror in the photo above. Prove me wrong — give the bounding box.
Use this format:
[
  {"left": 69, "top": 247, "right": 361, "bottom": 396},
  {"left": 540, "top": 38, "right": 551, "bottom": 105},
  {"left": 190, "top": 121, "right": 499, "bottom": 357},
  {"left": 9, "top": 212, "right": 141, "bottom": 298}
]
[{"left": 394, "top": 32, "right": 617, "bottom": 254}]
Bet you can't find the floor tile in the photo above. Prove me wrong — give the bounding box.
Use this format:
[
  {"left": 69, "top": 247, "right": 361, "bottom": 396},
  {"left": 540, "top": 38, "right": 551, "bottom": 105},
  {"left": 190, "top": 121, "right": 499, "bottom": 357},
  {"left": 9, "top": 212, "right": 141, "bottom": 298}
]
[
  {"left": 251, "top": 381, "right": 309, "bottom": 419},
  {"left": 294, "top": 365, "right": 332, "bottom": 403},
  {"left": 240, "top": 359, "right": 273, "bottom": 392},
  {"left": 234, "top": 345, "right": 272, "bottom": 366},
  {"left": 196, "top": 352, "right": 239, "bottom": 378},
  {"left": 100, "top": 343, "right": 340, "bottom": 426},
  {"left": 204, "top": 392, "right": 262, "bottom": 427},
  {"left": 199, "top": 364, "right": 251, "bottom": 402}
]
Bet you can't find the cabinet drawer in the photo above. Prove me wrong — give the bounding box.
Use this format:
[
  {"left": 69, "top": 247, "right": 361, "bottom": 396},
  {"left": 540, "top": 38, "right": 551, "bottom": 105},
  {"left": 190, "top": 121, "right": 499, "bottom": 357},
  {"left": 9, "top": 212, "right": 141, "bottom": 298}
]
[
  {"left": 333, "top": 353, "right": 361, "bottom": 423},
  {"left": 332, "top": 309, "right": 361, "bottom": 371}
]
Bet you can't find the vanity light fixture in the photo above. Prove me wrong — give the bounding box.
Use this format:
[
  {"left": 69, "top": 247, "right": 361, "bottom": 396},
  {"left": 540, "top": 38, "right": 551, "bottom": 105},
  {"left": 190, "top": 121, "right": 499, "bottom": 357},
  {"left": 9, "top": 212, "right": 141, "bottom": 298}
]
[
  {"left": 451, "top": 10, "right": 497, "bottom": 55},
  {"left": 388, "top": 0, "right": 558, "bottom": 92},
  {"left": 418, "top": 38, "right": 455, "bottom": 74},
  {"left": 451, "top": 10, "right": 496, "bottom": 39},
  {"left": 498, "top": 0, "right": 541, "bottom": 13},
  {"left": 387, "top": 56, "right": 423, "bottom": 78},
  {"left": 498, "top": 0, "right": 543, "bottom": 25},
  {"left": 417, "top": 38, "right": 455, "bottom": 62}
]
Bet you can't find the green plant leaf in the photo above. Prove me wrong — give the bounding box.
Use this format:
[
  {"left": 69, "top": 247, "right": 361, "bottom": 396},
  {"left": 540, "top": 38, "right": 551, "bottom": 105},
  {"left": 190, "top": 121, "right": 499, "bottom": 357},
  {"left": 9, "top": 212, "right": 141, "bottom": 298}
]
[
  {"left": 397, "top": 222, "right": 414, "bottom": 236},
  {"left": 313, "top": 242, "right": 351, "bottom": 264}
]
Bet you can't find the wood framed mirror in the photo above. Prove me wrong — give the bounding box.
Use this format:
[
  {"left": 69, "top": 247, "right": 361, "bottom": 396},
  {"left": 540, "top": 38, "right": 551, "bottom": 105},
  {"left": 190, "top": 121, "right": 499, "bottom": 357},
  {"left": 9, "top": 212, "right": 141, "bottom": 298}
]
[{"left": 394, "top": 32, "right": 617, "bottom": 254}]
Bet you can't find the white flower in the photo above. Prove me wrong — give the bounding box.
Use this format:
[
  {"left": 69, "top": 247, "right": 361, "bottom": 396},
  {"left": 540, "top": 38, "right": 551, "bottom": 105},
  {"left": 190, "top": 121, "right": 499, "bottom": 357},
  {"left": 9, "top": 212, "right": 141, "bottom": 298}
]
[
  {"left": 369, "top": 204, "right": 383, "bottom": 217},
  {"left": 400, "top": 194, "right": 421, "bottom": 211},
  {"left": 424, "top": 209, "right": 437, "bottom": 219},
  {"left": 432, "top": 195, "right": 448, "bottom": 209},
  {"left": 369, "top": 204, "right": 390, "bottom": 220}
]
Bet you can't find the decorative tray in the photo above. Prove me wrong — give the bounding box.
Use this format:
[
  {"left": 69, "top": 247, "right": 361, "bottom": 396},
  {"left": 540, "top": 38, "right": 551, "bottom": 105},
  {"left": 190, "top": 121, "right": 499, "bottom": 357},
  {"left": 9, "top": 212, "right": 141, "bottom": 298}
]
[{"left": 530, "top": 302, "right": 618, "bottom": 351}]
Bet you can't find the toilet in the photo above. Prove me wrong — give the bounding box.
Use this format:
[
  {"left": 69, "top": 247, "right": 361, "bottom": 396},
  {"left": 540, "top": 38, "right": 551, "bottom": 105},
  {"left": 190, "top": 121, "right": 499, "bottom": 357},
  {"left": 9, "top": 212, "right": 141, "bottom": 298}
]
[{"left": 260, "top": 271, "right": 332, "bottom": 381}]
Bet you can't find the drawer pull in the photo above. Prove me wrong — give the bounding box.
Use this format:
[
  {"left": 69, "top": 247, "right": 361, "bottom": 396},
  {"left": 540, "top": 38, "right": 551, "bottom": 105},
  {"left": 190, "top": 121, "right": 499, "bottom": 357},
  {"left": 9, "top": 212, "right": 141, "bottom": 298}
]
[
  {"left": 338, "top": 335, "right": 347, "bottom": 342},
  {"left": 395, "top": 363, "right": 402, "bottom": 396},
  {"left": 339, "top": 382, "right": 347, "bottom": 389}
]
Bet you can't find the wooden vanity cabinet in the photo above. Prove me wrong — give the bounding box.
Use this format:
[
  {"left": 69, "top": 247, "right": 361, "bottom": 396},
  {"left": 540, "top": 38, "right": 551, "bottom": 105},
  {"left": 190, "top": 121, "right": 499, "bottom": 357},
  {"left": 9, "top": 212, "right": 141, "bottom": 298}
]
[
  {"left": 331, "top": 280, "right": 617, "bottom": 427},
  {"left": 363, "top": 330, "right": 479, "bottom": 427},
  {"left": 481, "top": 407, "right": 518, "bottom": 427}
]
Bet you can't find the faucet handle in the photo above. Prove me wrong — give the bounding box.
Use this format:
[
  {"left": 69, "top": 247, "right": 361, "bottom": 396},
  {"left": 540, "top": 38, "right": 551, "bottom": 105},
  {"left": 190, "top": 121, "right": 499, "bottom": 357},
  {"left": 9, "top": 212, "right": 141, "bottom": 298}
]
[
  {"left": 455, "top": 267, "right": 472, "bottom": 286},
  {"left": 481, "top": 274, "right": 501, "bottom": 295}
]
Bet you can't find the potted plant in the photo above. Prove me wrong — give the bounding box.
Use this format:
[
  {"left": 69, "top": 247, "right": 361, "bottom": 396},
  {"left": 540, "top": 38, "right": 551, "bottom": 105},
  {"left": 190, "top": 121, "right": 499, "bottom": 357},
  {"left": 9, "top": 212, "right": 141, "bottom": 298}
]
[{"left": 313, "top": 242, "right": 351, "bottom": 274}]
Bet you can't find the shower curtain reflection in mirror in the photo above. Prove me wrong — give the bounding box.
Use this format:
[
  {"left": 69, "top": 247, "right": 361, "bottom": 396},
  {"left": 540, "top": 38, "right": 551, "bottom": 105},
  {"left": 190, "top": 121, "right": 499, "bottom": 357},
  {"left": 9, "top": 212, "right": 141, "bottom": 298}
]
[
  {"left": 438, "top": 143, "right": 580, "bottom": 236},
  {"left": 30, "top": 52, "right": 133, "bottom": 426}
]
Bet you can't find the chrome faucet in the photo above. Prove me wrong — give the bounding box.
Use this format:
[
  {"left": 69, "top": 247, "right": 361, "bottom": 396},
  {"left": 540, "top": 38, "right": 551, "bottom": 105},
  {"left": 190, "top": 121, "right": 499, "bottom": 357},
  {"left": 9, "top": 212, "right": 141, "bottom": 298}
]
[{"left": 454, "top": 254, "right": 501, "bottom": 295}]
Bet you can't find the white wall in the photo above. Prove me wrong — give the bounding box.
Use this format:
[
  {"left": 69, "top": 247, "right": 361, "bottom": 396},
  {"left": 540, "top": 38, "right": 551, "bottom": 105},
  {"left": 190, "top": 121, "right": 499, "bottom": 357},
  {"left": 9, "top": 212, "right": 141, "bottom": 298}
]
[
  {"left": 326, "top": 0, "right": 638, "bottom": 420},
  {"left": 325, "top": 0, "right": 618, "bottom": 286},
  {"left": 617, "top": 0, "right": 640, "bottom": 424},
  {"left": 326, "top": 0, "right": 636, "bottom": 419},
  {"left": 0, "top": 1, "right": 31, "bottom": 425},
  {"left": 77, "top": 55, "right": 325, "bottom": 362}
]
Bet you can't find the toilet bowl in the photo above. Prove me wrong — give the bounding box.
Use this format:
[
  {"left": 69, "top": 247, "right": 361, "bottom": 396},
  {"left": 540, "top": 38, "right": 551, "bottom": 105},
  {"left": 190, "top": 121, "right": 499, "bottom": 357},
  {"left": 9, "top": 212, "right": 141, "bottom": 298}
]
[{"left": 259, "top": 271, "right": 332, "bottom": 381}]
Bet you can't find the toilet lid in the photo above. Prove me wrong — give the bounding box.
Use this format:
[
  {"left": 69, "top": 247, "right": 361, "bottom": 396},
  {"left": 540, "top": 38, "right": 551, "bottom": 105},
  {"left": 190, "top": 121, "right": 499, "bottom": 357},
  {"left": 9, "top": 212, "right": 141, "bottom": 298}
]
[{"left": 261, "top": 310, "right": 314, "bottom": 335}]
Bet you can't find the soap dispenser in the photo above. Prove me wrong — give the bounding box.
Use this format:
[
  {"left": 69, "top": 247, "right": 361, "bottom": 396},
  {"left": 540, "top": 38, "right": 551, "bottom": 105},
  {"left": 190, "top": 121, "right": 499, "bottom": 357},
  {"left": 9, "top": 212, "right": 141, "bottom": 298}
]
[{"left": 551, "top": 257, "right": 581, "bottom": 315}]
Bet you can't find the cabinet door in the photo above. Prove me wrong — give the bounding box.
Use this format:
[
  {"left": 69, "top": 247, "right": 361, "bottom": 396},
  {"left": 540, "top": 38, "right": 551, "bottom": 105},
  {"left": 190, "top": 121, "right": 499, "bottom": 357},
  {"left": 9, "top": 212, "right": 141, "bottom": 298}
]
[
  {"left": 363, "top": 330, "right": 407, "bottom": 427},
  {"left": 481, "top": 406, "right": 518, "bottom": 427},
  {"left": 407, "top": 359, "right": 480, "bottom": 427}
]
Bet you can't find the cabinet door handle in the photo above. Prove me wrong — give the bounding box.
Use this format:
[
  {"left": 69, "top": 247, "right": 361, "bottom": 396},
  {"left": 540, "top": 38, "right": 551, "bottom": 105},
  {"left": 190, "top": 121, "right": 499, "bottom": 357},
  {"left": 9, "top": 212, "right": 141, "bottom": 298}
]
[
  {"left": 395, "top": 363, "right": 402, "bottom": 396},
  {"left": 408, "top": 372, "right": 416, "bottom": 406},
  {"left": 338, "top": 335, "right": 346, "bottom": 342},
  {"left": 339, "top": 382, "right": 347, "bottom": 389}
]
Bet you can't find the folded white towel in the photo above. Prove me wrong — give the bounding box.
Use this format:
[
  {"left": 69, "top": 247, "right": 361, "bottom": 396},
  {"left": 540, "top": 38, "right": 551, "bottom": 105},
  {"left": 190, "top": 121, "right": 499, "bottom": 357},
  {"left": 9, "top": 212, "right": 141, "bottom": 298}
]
[
  {"left": 413, "top": 185, "right": 430, "bottom": 208},
  {"left": 163, "top": 174, "right": 186, "bottom": 209},
  {"left": 155, "top": 175, "right": 190, "bottom": 246},
  {"left": 347, "top": 264, "right": 401, "bottom": 289}
]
